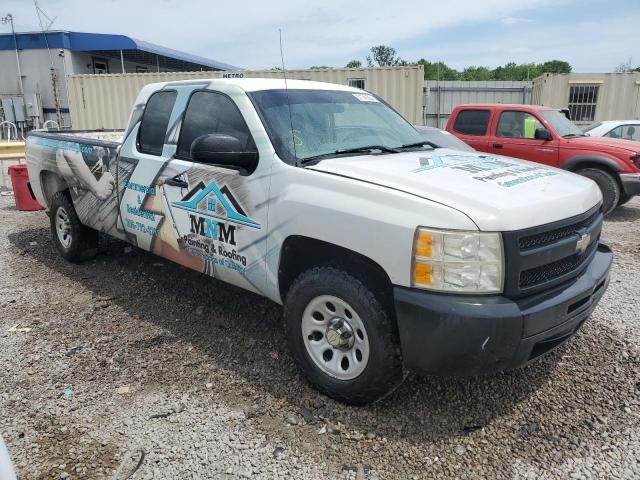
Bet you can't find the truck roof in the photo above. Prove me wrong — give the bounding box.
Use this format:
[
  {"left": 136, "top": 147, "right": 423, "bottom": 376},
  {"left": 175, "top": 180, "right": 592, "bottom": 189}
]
[
  {"left": 454, "top": 104, "right": 556, "bottom": 111},
  {"left": 145, "top": 77, "right": 362, "bottom": 93}
]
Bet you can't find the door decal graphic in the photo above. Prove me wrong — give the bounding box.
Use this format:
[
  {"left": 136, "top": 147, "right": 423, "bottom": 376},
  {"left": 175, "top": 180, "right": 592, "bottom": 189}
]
[{"left": 172, "top": 181, "right": 261, "bottom": 229}]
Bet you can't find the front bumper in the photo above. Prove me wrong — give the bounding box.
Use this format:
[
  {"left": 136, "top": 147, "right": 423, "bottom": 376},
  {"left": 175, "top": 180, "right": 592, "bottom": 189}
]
[
  {"left": 620, "top": 173, "right": 640, "bottom": 196},
  {"left": 394, "top": 243, "right": 613, "bottom": 376}
]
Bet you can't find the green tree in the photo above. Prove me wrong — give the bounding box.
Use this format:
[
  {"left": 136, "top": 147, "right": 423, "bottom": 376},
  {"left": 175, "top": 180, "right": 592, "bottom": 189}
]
[
  {"left": 613, "top": 58, "right": 640, "bottom": 73},
  {"left": 461, "top": 66, "right": 494, "bottom": 81},
  {"left": 309, "top": 66, "right": 331, "bottom": 70},
  {"left": 366, "top": 45, "right": 403, "bottom": 67},
  {"left": 539, "top": 60, "right": 571, "bottom": 74},
  {"left": 345, "top": 60, "right": 362, "bottom": 68},
  {"left": 416, "top": 59, "right": 460, "bottom": 80}
]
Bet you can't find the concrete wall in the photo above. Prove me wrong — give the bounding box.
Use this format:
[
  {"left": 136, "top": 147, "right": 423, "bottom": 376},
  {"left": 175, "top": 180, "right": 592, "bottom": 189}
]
[
  {"left": 532, "top": 72, "right": 640, "bottom": 124},
  {"left": 67, "top": 66, "right": 425, "bottom": 130},
  {"left": 424, "top": 80, "right": 532, "bottom": 128}
]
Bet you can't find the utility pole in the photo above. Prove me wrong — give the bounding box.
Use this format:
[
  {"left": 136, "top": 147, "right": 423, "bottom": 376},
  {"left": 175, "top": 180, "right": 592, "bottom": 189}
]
[
  {"left": 2, "top": 14, "right": 24, "bottom": 95},
  {"left": 33, "top": 0, "right": 62, "bottom": 127}
]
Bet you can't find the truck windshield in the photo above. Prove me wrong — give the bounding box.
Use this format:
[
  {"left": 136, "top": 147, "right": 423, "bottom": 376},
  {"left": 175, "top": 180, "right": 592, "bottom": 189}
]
[
  {"left": 249, "top": 89, "right": 426, "bottom": 164},
  {"left": 540, "top": 110, "right": 585, "bottom": 137}
]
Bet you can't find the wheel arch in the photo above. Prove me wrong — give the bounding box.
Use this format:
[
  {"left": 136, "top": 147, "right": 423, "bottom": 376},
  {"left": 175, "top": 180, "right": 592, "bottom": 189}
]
[
  {"left": 278, "top": 235, "right": 394, "bottom": 308},
  {"left": 39, "top": 170, "right": 70, "bottom": 209},
  {"left": 562, "top": 155, "right": 624, "bottom": 175}
]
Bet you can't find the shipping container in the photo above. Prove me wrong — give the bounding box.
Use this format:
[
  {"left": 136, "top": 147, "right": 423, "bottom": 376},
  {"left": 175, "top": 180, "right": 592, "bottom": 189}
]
[
  {"left": 532, "top": 72, "right": 640, "bottom": 125},
  {"left": 67, "top": 66, "right": 424, "bottom": 130}
]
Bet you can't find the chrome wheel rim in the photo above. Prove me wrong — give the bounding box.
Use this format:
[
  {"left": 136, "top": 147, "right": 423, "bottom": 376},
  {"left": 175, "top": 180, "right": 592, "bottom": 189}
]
[
  {"left": 301, "top": 295, "right": 370, "bottom": 380},
  {"left": 55, "top": 206, "right": 72, "bottom": 249}
]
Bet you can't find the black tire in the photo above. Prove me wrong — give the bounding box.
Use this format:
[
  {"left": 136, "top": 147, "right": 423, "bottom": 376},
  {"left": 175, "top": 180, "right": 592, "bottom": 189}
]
[
  {"left": 618, "top": 192, "right": 633, "bottom": 207},
  {"left": 49, "top": 191, "right": 99, "bottom": 262},
  {"left": 577, "top": 168, "right": 620, "bottom": 216},
  {"left": 283, "top": 267, "right": 403, "bottom": 405}
]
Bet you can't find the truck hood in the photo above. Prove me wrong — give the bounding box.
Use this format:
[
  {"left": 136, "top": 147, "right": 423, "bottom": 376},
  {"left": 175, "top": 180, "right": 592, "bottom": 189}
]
[
  {"left": 307, "top": 149, "right": 601, "bottom": 231},
  {"left": 567, "top": 135, "right": 640, "bottom": 153}
]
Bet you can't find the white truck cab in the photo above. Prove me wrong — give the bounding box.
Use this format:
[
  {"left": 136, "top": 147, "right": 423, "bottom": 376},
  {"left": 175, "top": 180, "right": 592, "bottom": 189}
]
[{"left": 25, "top": 79, "right": 612, "bottom": 404}]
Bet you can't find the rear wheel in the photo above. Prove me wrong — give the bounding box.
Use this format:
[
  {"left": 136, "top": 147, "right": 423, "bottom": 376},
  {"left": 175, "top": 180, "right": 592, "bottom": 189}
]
[
  {"left": 284, "top": 267, "right": 403, "bottom": 405},
  {"left": 49, "top": 191, "right": 99, "bottom": 262},
  {"left": 577, "top": 168, "right": 620, "bottom": 215}
]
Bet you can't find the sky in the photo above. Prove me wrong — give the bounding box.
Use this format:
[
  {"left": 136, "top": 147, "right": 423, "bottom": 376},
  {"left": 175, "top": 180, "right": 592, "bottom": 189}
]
[{"left": 2, "top": 0, "right": 640, "bottom": 72}]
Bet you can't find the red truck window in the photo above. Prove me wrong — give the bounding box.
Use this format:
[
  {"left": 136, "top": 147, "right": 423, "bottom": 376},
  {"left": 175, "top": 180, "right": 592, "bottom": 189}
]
[
  {"left": 453, "top": 109, "right": 490, "bottom": 136},
  {"left": 496, "top": 111, "right": 544, "bottom": 139}
]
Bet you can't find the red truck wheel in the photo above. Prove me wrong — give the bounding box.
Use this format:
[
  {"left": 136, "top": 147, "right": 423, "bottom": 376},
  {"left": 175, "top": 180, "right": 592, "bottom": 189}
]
[
  {"left": 577, "top": 168, "right": 620, "bottom": 215},
  {"left": 618, "top": 192, "right": 632, "bottom": 207}
]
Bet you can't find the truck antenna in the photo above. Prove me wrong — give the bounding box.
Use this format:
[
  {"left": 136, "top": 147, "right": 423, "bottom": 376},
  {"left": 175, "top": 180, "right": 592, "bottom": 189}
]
[{"left": 279, "top": 29, "right": 298, "bottom": 163}]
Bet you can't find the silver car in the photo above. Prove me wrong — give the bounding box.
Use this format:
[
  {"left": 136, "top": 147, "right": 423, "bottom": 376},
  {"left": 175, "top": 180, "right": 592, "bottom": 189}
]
[{"left": 413, "top": 125, "right": 475, "bottom": 151}]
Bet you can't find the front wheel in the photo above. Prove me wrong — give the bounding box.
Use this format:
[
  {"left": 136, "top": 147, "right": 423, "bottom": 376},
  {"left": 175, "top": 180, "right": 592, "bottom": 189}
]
[
  {"left": 49, "top": 191, "right": 99, "bottom": 262},
  {"left": 618, "top": 192, "right": 633, "bottom": 207},
  {"left": 284, "top": 267, "right": 404, "bottom": 405},
  {"left": 576, "top": 168, "right": 620, "bottom": 215}
]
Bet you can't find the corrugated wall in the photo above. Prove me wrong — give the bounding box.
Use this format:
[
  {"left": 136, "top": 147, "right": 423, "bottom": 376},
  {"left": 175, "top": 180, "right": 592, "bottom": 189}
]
[
  {"left": 532, "top": 73, "right": 640, "bottom": 124},
  {"left": 67, "top": 66, "right": 424, "bottom": 130},
  {"left": 423, "top": 81, "right": 532, "bottom": 128}
]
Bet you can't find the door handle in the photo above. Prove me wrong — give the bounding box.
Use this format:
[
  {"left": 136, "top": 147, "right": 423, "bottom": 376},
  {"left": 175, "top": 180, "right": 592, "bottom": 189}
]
[
  {"left": 493, "top": 143, "right": 503, "bottom": 149},
  {"left": 165, "top": 176, "right": 188, "bottom": 188}
]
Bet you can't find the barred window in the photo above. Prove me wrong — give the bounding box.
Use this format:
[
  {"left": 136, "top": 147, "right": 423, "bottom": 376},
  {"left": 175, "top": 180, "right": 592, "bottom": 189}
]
[
  {"left": 568, "top": 85, "right": 599, "bottom": 122},
  {"left": 347, "top": 78, "right": 366, "bottom": 90}
]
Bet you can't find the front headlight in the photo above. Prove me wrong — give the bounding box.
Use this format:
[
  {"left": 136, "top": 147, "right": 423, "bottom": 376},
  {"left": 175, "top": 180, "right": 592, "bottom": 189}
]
[{"left": 412, "top": 228, "right": 504, "bottom": 293}]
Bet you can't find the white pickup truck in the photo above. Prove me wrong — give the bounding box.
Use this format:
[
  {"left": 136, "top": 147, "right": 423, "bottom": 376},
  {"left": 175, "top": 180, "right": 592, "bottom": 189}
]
[{"left": 25, "top": 79, "right": 612, "bottom": 404}]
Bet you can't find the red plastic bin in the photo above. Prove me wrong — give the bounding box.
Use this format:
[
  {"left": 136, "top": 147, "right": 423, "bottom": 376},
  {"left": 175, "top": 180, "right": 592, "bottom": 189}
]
[{"left": 7, "top": 164, "right": 44, "bottom": 211}]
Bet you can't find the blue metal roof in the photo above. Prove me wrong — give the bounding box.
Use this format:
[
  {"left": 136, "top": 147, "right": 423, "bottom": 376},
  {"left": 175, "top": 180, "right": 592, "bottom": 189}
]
[{"left": 0, "top": 31, "right": 241, "bottom": 71}]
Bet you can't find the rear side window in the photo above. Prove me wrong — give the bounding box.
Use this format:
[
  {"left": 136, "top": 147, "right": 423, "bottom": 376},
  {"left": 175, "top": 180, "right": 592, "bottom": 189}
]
[
  {"left": 138, "top": 90, "right": 177, "bottom": 155},
  {"left": 605, "top": 124, "right": 640, "bottom": 141},
  {"left": 453, "top": 109, "right": 490, "bottom": 136},
  {"left": 177, "top": 91, "right": 255, "bottom": 159},
  {"left": 604, "top": 126, "right": 624, "bottom": 139}
]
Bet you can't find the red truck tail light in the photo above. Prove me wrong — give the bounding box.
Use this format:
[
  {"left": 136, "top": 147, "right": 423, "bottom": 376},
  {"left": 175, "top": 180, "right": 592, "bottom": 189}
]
[{"left": 631, "top": 152, "right": 640, "bottom": 169}]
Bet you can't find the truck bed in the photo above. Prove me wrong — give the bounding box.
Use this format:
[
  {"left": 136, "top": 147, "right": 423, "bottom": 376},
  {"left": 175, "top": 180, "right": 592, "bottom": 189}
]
[
  {"left": 28, "top": 129, "right": 123, "bottom": 148},
  {"left": 25, "top": 130, "right": 126, "bottom": 239}
]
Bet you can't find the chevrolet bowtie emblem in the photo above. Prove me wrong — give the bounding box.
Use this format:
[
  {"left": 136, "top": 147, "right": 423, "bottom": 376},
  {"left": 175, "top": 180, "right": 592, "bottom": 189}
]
[{"left": 576, "top": 232, "right": 591, "bottom": 254}]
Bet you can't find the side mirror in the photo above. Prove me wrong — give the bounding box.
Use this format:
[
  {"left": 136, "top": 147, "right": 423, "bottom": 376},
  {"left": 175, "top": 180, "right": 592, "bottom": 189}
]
[
  {"left": 534, "top": 128, "right": 553, "bottom": 141},
  {"left": 191, "top": 134, "right": 258, "bottom": 173}
]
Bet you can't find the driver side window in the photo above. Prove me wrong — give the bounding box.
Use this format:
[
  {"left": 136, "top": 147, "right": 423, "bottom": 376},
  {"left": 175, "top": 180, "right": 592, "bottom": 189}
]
[
  {"left": 177, "top": 91, "right": 256, "bottom": 161},
  {"left": 497, "top": 111, "right": 544, "bottom": 139}
]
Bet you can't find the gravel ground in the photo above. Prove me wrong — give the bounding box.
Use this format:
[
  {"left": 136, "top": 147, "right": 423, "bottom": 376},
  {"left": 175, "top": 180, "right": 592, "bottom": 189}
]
[{"left": 0, "top": 193, "right": 639, "bottom": 480}]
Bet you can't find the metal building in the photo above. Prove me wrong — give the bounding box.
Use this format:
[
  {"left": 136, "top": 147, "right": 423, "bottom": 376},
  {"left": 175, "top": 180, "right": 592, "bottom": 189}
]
[
  {"left": 0, "top": 30, "right": 240, "bottom": 132},
  {"left": 423, "top": 80, "right": 533, "bottom": 128},
  {"left": 532, "top": 72, "right": 640, "bottom": 125},
  {"left": 66, "top": 66, "right": 425, "bottom": 130}
]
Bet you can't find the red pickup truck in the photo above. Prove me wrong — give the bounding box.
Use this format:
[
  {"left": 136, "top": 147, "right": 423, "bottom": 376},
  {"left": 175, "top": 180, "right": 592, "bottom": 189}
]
[{"left": 446, "top": 104, "right": 640, "bottom": 214}]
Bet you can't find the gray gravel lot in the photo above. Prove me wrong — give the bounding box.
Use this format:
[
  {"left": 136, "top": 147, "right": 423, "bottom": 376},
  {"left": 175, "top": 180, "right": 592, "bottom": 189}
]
[{"left": 1, "top": 194, "right": 639, "bottom": 480}]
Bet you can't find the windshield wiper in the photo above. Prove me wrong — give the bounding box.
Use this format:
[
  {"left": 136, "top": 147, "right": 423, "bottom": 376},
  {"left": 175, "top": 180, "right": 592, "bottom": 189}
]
[
  {"left": 299, "top": 145, "right": 399, "bottom": 165},
  {"left": 562, "top": 133, "right": 587, "bottom": 138},
  {"left": 397, "top": 140, "right": 439, "bottom": 150}
]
